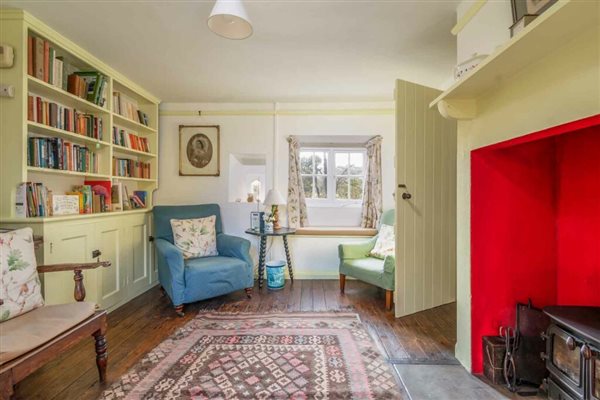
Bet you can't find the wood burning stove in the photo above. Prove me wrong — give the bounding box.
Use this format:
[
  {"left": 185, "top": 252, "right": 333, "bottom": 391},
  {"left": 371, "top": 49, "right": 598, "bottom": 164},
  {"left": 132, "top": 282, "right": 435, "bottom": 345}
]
[{"left": 543, "top": 306, "right": 600, "bottom": 400}]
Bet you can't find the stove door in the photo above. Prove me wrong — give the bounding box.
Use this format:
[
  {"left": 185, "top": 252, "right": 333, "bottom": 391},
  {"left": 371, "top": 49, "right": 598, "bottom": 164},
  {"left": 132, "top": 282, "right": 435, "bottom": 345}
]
[{"left": 547, "top": 325, "right": 585, "bottom": 398}]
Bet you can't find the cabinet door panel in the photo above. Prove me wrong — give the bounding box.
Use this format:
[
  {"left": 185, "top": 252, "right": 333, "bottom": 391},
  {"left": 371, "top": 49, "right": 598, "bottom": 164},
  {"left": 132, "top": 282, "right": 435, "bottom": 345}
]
[
  {"left": 43, "top": 223, "right": 93, "bottom": 305},
  {"left": 131, "top": 220, "right": 150, "bottom": 293},
  {"left": 96, "top": 221, "right": 128, "bottom": 309}
]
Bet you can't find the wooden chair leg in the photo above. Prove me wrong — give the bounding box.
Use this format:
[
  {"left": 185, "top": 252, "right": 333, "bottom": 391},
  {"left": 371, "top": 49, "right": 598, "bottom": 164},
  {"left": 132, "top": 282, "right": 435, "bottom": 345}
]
[
  {"left": 174, "top": 304, "right": 185, "bottom": 317},
  {"left": 339, "top": 274, "right": 346, "bottom": 293},
  {"left": 385, "top": 290, "right": 393, "bottom": 311},
  {"left": 0, "top": 372, "right": 14, "bottom": 400},
  {"left": 245, "top": 287, "right": 253, "bottom": 298},
  {"left": 93, "top": 330, "right": 108, "bottom": 383}
]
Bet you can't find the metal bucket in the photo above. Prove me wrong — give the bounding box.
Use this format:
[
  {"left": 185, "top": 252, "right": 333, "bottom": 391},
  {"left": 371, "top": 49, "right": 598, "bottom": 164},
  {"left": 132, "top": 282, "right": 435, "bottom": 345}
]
[{"left": 266, "top": 260, "right": 286, "bottom": 290}]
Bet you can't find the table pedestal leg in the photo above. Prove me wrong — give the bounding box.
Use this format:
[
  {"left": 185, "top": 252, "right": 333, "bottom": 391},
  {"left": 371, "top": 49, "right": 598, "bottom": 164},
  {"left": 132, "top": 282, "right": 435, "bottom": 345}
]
[
  {"left": 283, "top": 235, "right": 294, "bottom": 284},
  {"left": 258, "top": 236, "right": 267, "bottom": 289}
]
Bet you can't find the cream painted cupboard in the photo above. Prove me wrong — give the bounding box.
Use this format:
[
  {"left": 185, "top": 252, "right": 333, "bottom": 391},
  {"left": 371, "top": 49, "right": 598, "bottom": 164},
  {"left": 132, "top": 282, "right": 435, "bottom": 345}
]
[{"left": 2, "top": 212, "right": 157, "bottom": 311}]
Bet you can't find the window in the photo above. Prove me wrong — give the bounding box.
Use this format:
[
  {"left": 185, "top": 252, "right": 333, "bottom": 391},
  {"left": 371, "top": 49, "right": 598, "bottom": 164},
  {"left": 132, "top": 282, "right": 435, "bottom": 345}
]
[{"left": 300, "top": 148, "right": 366, "bottom": 205}]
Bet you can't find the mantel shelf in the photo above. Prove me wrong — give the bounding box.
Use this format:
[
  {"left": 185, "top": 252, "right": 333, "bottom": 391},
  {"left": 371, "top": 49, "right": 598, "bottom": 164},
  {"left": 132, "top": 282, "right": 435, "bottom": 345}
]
[{"left": 430, "top": 0, "right": 598, "bottom": 120}]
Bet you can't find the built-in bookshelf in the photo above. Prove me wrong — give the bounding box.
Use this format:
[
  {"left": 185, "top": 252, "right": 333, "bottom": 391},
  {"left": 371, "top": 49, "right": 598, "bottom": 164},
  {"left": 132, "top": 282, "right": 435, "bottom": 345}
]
[{"left": 0, "top": 9, "right": 160, "bottom": 221}]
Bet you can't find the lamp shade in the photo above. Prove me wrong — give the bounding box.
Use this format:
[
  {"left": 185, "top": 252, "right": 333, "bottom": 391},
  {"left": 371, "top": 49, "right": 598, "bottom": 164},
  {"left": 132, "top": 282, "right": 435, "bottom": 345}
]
[
  {"left": 264, "top": 189, "right": 286, "bottom": 206},
  {"left": 207, "top": 0, "right": 253, "bottom": 40}
]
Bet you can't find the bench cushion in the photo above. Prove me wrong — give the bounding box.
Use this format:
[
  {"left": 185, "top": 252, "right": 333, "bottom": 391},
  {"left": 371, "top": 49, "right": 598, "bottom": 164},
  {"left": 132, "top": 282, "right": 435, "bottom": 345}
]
[{"left": 0, "top": 302, "right": 96, "bottom": 365}]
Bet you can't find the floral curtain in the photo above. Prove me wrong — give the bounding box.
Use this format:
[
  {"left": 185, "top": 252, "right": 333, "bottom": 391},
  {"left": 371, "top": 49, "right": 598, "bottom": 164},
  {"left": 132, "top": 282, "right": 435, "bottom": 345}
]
[
  {"left": 361, "top": 135, "right": 383, "bottom": 228},
  {"left": 287, "top": 136, "right": 308, "bottom": 228}
]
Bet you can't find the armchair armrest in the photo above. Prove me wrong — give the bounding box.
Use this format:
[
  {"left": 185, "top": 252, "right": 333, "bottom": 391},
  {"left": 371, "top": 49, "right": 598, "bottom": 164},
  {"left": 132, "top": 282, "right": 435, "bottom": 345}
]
[
  {"left": 37, "top": 261, "right": 110, "bottom": 302},
  {"left": 154, "top": 238, "right": 186, "bottom": 305},
  {"left": 217, "top": 234, "right": 252, "bottom": 267},
  {"left": 338, "top": 236, "right": 378, "bottom": 260}
]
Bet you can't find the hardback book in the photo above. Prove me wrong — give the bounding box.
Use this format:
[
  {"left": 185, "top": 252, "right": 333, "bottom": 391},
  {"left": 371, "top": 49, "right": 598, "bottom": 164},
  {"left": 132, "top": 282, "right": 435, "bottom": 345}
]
[
  {"left": 43, "top": 40, "right": 49, "bottom": 83},
  {"left": 122, "top": 185, "right": 131, "bottom": 210},
  {"left": 111, "top": 182, "right": 123, "bottom": 212},
  {"left": 34, "top": 37, "right": 44, "bottom": 80},
  {"left": 15, "top": 183, "right": 27, "bottom": 218},
  {"left": 27, "top": 36, "right": 34, "bottom": 76}
]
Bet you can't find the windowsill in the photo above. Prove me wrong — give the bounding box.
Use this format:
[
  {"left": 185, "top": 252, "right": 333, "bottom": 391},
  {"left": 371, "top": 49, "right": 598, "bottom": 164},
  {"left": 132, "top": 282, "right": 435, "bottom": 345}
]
[
  {"left": 295, "top": 227, "right": 377, "bottom": 237},
  {"left": 306, "top": 202, "right": 362, "bottom": 208}
]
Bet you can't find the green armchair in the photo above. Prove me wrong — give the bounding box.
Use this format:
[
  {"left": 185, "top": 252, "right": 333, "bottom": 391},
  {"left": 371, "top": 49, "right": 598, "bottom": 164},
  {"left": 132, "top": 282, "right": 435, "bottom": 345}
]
[{"left": 338, "top": 210, "right": 395, "bottom": 310}]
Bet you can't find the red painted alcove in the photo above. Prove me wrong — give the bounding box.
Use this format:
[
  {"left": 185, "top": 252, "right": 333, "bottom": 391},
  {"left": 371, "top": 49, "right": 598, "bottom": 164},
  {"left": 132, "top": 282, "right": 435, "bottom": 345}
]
[{"left": 470, "top": 115, "right": 600, "bottom": 373}]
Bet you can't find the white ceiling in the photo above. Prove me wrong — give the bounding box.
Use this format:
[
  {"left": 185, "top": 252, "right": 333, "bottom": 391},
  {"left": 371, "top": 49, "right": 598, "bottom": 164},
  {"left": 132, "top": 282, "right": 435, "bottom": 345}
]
[{"left": 6, "top": 0, "right": 459, "bottom": 102}]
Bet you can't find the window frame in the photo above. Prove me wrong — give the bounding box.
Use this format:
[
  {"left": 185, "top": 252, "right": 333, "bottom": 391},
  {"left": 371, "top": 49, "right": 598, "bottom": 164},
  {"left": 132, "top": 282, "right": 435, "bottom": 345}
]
[{"left": 299, "top": 146, "right": 367, "bottom": 208}]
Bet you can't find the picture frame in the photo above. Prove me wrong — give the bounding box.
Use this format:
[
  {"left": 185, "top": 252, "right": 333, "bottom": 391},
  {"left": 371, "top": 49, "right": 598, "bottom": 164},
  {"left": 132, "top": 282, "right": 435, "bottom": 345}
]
[
  {"left": 179, "top": 125, "right": 220, "bottom": 176},
  {"left": 250, "top": 211, "right": 264, "bottom": 231}
]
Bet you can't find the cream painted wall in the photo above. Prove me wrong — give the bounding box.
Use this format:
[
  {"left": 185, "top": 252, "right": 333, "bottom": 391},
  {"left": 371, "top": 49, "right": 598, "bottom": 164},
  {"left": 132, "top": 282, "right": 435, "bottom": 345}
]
[
  {"left": 456, "top": 0, "right": 512, "bottom": 64},
  {"left": 156, "top": 102, "right": 395, "bottom": 278},
  {"left": 454, "top": 23, "right": 600, "bottom": 371}
]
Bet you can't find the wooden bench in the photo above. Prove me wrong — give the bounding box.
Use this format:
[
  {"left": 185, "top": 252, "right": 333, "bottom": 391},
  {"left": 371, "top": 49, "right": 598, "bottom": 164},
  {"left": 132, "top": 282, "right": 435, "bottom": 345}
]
[{"left": 0, "top": 261, "right": 110, "bottom": 400}]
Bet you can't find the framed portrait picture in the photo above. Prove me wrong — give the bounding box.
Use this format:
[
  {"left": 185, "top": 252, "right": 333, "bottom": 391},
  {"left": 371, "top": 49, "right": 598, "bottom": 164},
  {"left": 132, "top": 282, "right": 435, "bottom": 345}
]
[
  {"left": 179, "top": 125, "right": 220, "bottom": 176},
  {"left": 250, "top": 211, "right": 264, "bottom": 231}
]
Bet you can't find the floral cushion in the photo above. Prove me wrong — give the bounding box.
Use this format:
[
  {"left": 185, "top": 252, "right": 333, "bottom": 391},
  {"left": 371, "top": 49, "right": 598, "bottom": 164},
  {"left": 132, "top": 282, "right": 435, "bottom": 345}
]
[
  {"left": 0, "top": 228, "right": 44, "bottom": 322},
  {"left": 369, "top": 224, "right": 395, "bottom": 259},
  {"left": 170, "top": 216, "right": 218, "bottom": 259}
]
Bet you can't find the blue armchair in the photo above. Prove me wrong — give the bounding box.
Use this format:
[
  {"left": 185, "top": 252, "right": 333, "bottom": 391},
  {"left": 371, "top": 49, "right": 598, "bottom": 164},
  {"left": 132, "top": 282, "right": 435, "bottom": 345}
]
[{"left": 153, "top": 204, "right": 254, "bottom": 316}]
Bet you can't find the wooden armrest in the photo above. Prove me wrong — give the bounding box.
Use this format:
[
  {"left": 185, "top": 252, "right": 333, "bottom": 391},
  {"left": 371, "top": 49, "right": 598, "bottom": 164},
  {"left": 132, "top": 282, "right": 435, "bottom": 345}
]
[
  {"left": 36, "top": 261, "right": 110, "bottom": 302},
  {"left": 37, "top": 261, "right": 111, "bottom": 273}
]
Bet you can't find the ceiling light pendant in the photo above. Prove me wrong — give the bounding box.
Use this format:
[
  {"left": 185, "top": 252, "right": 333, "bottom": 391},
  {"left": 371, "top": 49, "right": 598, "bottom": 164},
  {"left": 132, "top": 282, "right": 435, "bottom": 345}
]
[{"left": 208, "top": 0, "right": 253, "bottom": 40}]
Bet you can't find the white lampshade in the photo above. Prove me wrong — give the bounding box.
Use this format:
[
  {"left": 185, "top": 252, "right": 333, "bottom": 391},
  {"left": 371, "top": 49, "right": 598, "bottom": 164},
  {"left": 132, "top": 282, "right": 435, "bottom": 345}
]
[
  {"left": 207, "top": 0, "right": 253, "bottom": 40},
  {"left": 264, "top": 189, "right": 286, "bottom": 206}
]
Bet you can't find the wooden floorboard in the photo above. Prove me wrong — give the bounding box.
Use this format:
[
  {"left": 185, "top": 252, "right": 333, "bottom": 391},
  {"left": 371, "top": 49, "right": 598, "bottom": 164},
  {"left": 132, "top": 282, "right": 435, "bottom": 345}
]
[{"left": 14, "top": 279, "right": 457, "bottom": 400}]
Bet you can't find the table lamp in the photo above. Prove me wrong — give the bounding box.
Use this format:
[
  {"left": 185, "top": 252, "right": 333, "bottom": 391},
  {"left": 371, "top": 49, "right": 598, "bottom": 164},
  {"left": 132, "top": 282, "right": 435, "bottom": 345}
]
[{"left": 264, "top": 189, "right": 286, "bottom": 230}]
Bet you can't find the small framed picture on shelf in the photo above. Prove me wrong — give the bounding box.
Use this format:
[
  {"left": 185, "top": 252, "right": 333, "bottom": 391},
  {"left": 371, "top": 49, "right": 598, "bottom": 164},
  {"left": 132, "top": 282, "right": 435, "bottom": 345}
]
[
  {"left": 179, "top": 125, "right": 220, "bottom": 176},
  {"left": 250, "top": 211, "right": 264, "bottom": 231}
]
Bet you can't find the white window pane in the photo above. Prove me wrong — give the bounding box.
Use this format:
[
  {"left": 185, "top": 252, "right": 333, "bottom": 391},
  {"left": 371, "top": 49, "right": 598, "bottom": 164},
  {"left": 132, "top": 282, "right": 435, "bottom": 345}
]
[
  {"left": 335, "top": 152, "right": 349, "bottom": 175},
  {"left": 302, "top": 176, "right": 314, "bottom": 198},
  {"left": 350, "top": 177, "right": 363, "bottom": 199},
  {"left": 314, "top": 151, "right": 327, "bottom": 175},
  {"left": 300, "top": 151, "right": 313, "bottom": 174},
  {"left": 349, "top": 153, "right": 364, "bottom": 175},
  {"left": 336, "top": 177, "right": 348, "bottom": 199},
  {"left": 315, "top": 176, "right": 328, "bottom": 199}
]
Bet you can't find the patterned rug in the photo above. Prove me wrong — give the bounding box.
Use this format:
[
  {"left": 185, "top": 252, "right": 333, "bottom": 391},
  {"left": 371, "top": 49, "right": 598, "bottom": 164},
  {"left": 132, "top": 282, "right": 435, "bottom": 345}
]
[{"left": 101, "top": 312, "right": 405, "bottom": 399}]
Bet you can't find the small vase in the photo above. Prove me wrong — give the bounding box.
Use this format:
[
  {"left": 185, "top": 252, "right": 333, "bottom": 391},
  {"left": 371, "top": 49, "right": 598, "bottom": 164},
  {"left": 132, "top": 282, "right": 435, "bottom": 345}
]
[{"left": 264, "top": 222, "right": 274, "bottom": 233}]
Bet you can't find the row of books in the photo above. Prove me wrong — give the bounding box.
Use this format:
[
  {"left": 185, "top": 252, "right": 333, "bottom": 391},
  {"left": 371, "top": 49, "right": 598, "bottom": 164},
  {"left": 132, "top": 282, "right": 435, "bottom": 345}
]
[
  {"left": 27, "top": 36, "right": 66, "bottom": 89},
  {"left": 67, "top": 72, "right": 108, "bottom": 107},
  {"left": 28, "top": 94, "right": 104, "bottom": 140},
  {"left": 28, "top": 137, "right": 99, "bottom": 174},
  {"left": 112, "top": 158, "right": 151, "bottom": 179},
  {"left": 112, "top": 126, "right": 150, "bottom": 152},
  {"left": 27, "top": 35, "right": 108, "bottom": 107},
  {"left": 15, "top": 182, "right": 52, "bottom": 217},
  {"left": 14, "top": 181, "right": 149, "bottom": 218},
  {"left": 113, "top": 91, "right": 150, "bottom": 126}
]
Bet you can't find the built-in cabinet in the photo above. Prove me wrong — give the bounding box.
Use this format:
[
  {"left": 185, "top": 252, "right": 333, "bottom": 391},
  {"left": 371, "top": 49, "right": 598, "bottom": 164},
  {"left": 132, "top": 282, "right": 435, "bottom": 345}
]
[{"left": 3, "top": 212, "right": 156, "bottom": 311}]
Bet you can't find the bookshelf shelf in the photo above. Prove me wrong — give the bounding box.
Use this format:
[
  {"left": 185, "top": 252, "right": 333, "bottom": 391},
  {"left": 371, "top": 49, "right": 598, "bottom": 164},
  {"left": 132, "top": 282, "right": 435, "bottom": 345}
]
[
  {"left": 28, "top": 167, "right": 111, "bottom": 179},
  {"left": 112, "top": 144, "right": 156, "bottom": 158},
  {"left": 27, "top": 121, "right": 109, "bottom": 147},
  {"left": 28, "top": 76, "right": 109, "bottom": 115},
  {"left": 0, "top": 208, "right": 151, "bottom": 223},
  {"left": 111, "top": 176, "right": 157, "bottom": 183},
  {"left": 112, "top": 113, "right": 157, "bottom": 134}
]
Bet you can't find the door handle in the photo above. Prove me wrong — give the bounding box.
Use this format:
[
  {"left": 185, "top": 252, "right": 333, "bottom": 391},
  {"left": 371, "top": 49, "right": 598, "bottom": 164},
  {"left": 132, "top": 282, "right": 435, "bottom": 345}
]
[{"left": 398, "top": 184, "right": 412, "bottom": 200}]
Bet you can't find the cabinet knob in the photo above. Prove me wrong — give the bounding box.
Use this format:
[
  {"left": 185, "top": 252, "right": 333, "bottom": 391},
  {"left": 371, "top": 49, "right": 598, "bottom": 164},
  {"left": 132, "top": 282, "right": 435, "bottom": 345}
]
[
  {"left": 566, "top": 336, "right": 576, "bottom": 351},
  {"left": 581, "top": 344, "right": 592, "bottom": 360}
]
